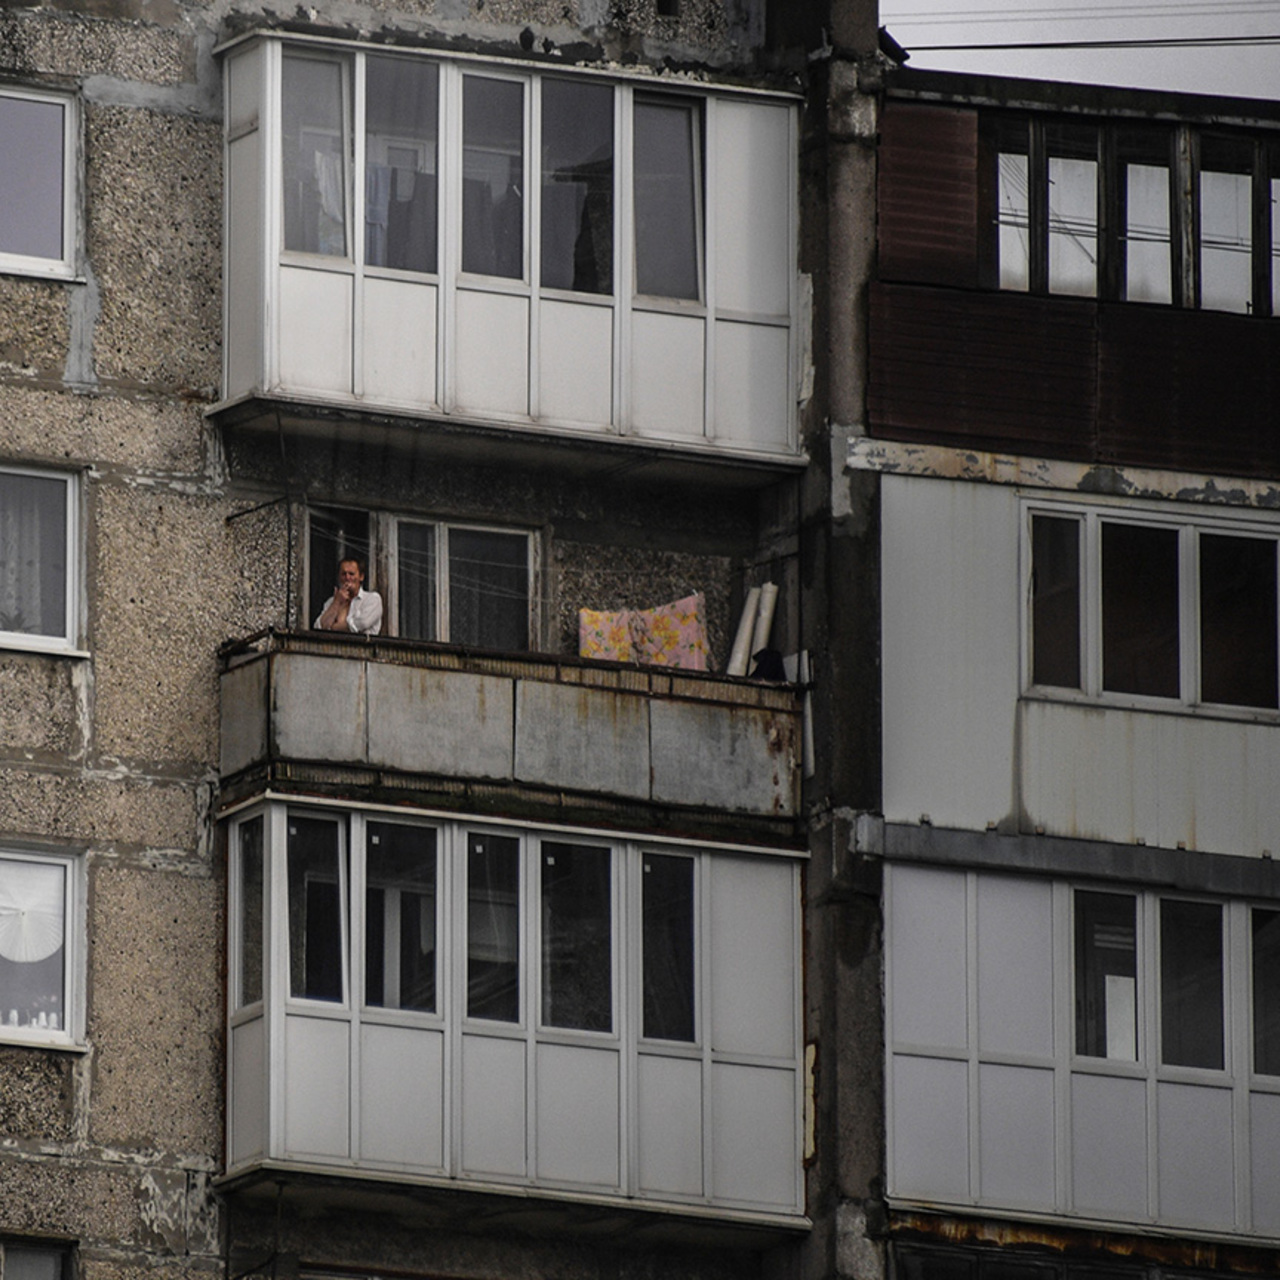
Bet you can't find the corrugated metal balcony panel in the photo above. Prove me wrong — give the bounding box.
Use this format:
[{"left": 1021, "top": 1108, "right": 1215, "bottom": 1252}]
[
  {"left": 868, "top": 283, "right": 1097, "bottom": 458},
  {"left": 1098, "top": 305, "right": 1280, "bottom": 479},
  {"left": 878, "top": 101, "right": 981, "bottom": 288},
  {"left": 218, "top": 632, "right": 802, "bottom": 827}
]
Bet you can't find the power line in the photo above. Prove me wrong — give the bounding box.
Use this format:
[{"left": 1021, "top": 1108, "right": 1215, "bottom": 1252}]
[{"left": 905, "top": 32, "right": 1280, "bottom": 47}]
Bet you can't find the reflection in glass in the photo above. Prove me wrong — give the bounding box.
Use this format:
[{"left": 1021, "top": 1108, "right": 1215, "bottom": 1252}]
[
  {"left": 365, "top": 56, "right": 438, "bottom": 273},
  {"left": 449, "top": 528, "right": 528, "bottom": 651},
  {"left": 0, "top": 472, "right": 67, "bottom": 639},
  {"left": 1254, "top": 908, "right": 1280, "bottom": 1075},
  {"left": 642, "top": 854, "right": 694, "bottom": 1041},
  {"left": 1102, "top": 522, "right": 1179, "bottom": 697},
  {"left": 287, "top": 816, "right": 344, "bottom": 1002},
  {"left": 1120, "top": 130, "right": 1172, "bottom": 303},
  {"left": 1201, "top": 135, "right": 1253, "bottom": 314},
  {"left": 467, "top": 833, "right": 520, "bottom": 1021},
  {"left": 1031, "top": 514, "right": 1081, "bottom": 689},
  {"left": 993, "top": 117, "right": 1030, "bottom": 292},
  {"left": 1075, "top": 891, "right": 1137, "bottom": 1060},
  {"left": 1046, "top": 124, "right": 1098, "bottom": 297},
  {"left": 541, "top": 842, "right": 611, "bottom": 1032},
  {"left": 462, "top": 76, "right": 523, "bottom": 278},
  {"left": 0, "top": 94, "right": 65, "bottom": 262},
  {"left": 0, "top": 857, "right": 66, "bottom": 1031},
  {"left": 366, "top": 822, "right": 437, "bottom": 1012},
  {"left": 1200, "top": 533, "right": 1278, "bottom": 709},
  {"left": 1161, "top": 898, "right": 1223, "bottom": 1069},
  {"left": 634, "top": 97, "right": 700, "bottom": 300},
  {"left": 238, "top": 817, "right": 264, "bottom": 1008},
  {"left": 282, "top": 55, "right": 349, "bottom": 256},
  {"left": 5, "top": 1250, "right": 64, "bottom": 1280},
  {"left": 397, "top": 521, "right": 437, "bottom": 641},
  {"left": 540, "top": 79, "right": 613, "bottom": 293}
]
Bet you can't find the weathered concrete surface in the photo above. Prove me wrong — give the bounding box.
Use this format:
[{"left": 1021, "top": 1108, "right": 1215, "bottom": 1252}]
[
  {"left": 0, "top": 1047, "right": 76, "bottom": 1142},
  {"left": 86, "top": 105, "right": 221, "bottom": 395},
  {"left": 0, "top": 654, "right": 87, "bottom": 761},
  {"left": 88, "top": 865, "right": 222, "bottom": 1152}
]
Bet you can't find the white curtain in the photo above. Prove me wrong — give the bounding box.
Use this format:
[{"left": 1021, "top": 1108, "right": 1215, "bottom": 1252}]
[{"left": 0, "top": 472, "right": 66, "bottom": 637}]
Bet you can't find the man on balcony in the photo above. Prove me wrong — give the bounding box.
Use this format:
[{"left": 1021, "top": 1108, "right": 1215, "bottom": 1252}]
[{"left": 315, "top": 557, "right": 383, "bottom": 635}]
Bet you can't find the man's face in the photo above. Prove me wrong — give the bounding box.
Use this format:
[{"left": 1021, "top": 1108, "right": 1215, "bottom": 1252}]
[{"left": 338, "top": 560, "right": 364, "bottom": 594}]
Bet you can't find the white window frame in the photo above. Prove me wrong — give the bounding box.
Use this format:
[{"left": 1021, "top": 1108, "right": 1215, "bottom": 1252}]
[
  {"left": 0, "top": 466, "right": 82, "bottom": 656},
  {"left": 389, "top": 515, "right": 537, "bottom": 649},
  {"left": 0, "top": 85, "right": 79, "bottom": 280},
  {"left": 1021, "top": 495, "right": 1280, "bottom": 720},
  {"left": 0, "top": 848, "right": 85, "bottom": 1048}
]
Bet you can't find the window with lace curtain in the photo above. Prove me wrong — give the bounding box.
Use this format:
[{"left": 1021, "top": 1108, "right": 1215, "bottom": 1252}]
[
  {"left": 0, "top": 468, "right": 78, "bottom": 653},
  {"left": 0, "top": 851, "right": 81, "bottom": 1045}
]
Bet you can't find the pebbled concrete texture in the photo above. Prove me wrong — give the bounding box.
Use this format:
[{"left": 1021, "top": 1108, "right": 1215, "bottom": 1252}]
[
  {"left": 0, "top": 1046, "right": 76, "bottom": 1143},
  {"left": 0, "top": 654, "right": 85, "bottom": 761},
  {"left": 90, "top": 482, "right": 231, "bottom": 771},
  {"left": 0, "top": 277, "right": 71, "bottom": 386},
  {"left": 87, "top": 864, "right": 222, "bottom": 1154},
  {"left": 85, "top": 104, "right": 221, "bottom": 396}
]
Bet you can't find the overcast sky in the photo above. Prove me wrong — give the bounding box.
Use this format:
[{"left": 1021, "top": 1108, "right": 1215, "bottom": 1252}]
[{"left": 876, "top": 0, "right": 1280, "bottom": 101}]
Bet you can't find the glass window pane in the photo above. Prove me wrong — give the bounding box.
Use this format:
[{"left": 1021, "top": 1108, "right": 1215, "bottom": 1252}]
[
  {"left": 893, "top": 1247, "right": 974, "bottom": 1280},
  {"left": 282, "top": 55, "right": 349, "bottom": 256},
  {"left": 1031, "top": 514, "right": 1081, "bottom": 688},
  {"left": 462, "top": 75, "right": 523, "bottom": 279},
  {"left": 634, "top": 97, "right": 701, "bottom": 300},
  {"left": 994, "top": 117, "right": 1030, "bottom": 292},
  {"left": 0, "top": 94, "right": 65, "bottom": 262},
  {"left": 365, "top": 822, "right": 437, "bottom": 1012},
  {"left": 397, "top": 521, "right": 436, "bottom": 641},
  {"left": 0, "top": 471, "right": 67, "bottom": 640},
  {"left": 1120, "top": 130, "right": 1172, "bottom": 304},
  {"left": 540, "top": 79, "right": 613, "bottom": 294},
  {"left": 642, "top": 854, "right": 694, "bottom": 1041},
  {"left": 0, "top": 857, "right": 67, "bottom": 1033},
  {"left": 5, "top": 1249, "right": 64, "bottom": 1280},
  {"left": 1102, "top": 522, "right": 1180, "bottom": 697},
  {"left": 541, "top": 842, "right": 611, "bottom": 1032},
  {"left": 238, "top": 817, "right": 264, "bottom": 1008},
  {"left": 1161, "top": 898, "right": 1223, "bottom": 1069},
  {"left": 287, "top": 816, "right": 344, "bottom": 1002},
  {"left": 1075, "top": 891, "right": 1138, "bottom": 1060},
  {"left": 1047, "top": 124, "right": 1097, "bottom": 297},
  {"left": 467, "top": 832, "right": 520, "bottom": 1021},
  {"left": 1271, "top": 148, "right": 1280, "bottom": 316},
  {"left": 308, "top": 507, "right": 370, "bottom": 629},
  {"left": 1200, "top": 532, "right": 1278, "bottom": 709},
  {"left": 448, "top": 528, "right": 528, "bottom": 651},
  {"left": 1253, "top": 908, "right": 1280, "bottom": 1076},
  {"left": 1201, "top": 135, "right": 1253, "bottom": 314},
  {"left": 365, "top": 56, "right": 438, "bottom": 273}
]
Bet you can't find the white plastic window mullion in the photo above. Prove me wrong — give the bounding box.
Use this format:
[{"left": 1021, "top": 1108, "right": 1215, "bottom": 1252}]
[
  {"left": 702, "top": 96, "right": 716, "bottom": 442},
  {"left": 1052, "top": 881, "right": 1072, "bottom": 1213},
  {"left": 1141, "top": 891, "right": 1160, "bottom": 1218},
  {"left": 528, "top": 74, "right": 542, "bottom": 421},
  {"left": 616, "top": 84, "right": 634, "bottom": 435},
  {"left": 616, "top": 841, "right": 633, "bottom": 1196},
  {"left": 439, "top": 62, "right": 461, "bottom": 412},
  {"left": 351, "top": 54, "right": 367, "bottom": 398},
  {"left": 1228, "top": 901, "right": 1253, "bottom": 1231}
]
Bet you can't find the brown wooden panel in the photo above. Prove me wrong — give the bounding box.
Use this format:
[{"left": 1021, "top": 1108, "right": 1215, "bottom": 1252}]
[
  {"left": 878, "top": 102, "right": 980, "bottom": 288},
  {"left": 1098, "top": 306, "right": 1280, "bottom": 479},
  {"left": 868, "top": 282, "right": 1097, "bottom": 458}
]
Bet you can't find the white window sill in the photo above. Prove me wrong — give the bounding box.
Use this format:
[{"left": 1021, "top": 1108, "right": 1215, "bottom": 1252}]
[
  {"left": 0, "top": 639, "right": 90, "bottom": 660},
  {"left": 0, "top": 1034, "right": 87, "bottom": 1054}
]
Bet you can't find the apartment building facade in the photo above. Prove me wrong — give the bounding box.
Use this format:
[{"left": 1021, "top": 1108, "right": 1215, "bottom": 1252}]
[
  {"left": 859, "top": 65, "right": 1280, "bottom": 1280},
  {"left": 0, "top": 6, "right": 886, "bottom": 1280}
]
